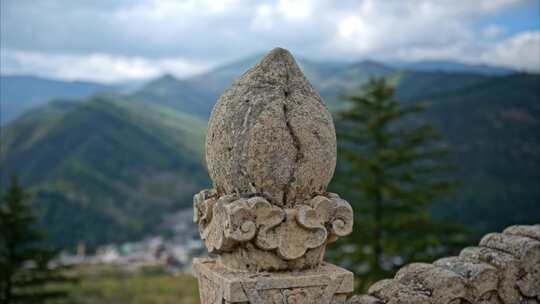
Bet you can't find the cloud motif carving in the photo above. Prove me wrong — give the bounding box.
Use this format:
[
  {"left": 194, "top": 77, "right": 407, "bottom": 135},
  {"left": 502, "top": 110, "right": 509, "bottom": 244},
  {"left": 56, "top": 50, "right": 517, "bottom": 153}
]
[{"left": 193, "top": 190, "right": 353, "bottom": 263}]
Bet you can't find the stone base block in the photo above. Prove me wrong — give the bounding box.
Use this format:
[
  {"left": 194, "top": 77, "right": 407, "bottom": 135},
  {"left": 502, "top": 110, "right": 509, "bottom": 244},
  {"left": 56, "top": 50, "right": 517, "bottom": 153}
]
[{"left": 193, "top": 257, "right": 354, "bottom": 304}]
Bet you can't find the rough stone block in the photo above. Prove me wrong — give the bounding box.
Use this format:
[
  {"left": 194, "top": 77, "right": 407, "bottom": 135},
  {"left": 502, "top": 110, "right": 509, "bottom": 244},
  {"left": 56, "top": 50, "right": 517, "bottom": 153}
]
[
  {"left": 503, "top": 224, "right": 540, "bottom": 241},
  {"left": 193, "top": 257, "right": 353, "bottom": 304},
  {"left": 434, "top": 256, "right": 499, "bottom": 302},
  {"left": 480, "top": 232, "right": 540, "bottom": 299},
  {"left": 394, "top": 263, "right": 468, "bottom": 303},
  {"left": 368, "top": 279, "right": 431, "bottom": 304},
  {"left": 346, "top": 295, "right": 383, "bottom": 304},
  {"left": 460, "top": 245, "right": 530, "bottom": 304}
]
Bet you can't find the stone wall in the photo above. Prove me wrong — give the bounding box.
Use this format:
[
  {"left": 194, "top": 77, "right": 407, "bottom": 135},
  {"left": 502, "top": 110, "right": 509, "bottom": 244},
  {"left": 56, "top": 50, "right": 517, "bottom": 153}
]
[{"left": 347, "top": 224, "right": 540, "bottom": 304}]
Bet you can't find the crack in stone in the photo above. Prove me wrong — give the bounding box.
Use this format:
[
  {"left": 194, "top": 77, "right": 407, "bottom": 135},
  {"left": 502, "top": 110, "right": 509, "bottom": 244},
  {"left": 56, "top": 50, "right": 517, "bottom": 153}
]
[
  {"left": 207, "top": 47, "right": 337, "bottom": 208},
  {"left": 241, "top": 106, "right": 252, "bottom": 134},
  {"left": 281, "top": 67, "right": 305, "bottom": 206},
  {"left": 282, "top": 100, "right": 303, "bottom": 206},
  {"left": 238, "top": 105, "right": 252, "bottom": 182}
]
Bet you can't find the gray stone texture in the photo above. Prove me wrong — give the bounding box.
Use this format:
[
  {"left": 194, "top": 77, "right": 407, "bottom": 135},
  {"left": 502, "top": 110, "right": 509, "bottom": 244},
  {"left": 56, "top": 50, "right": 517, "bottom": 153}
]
[
  {"left": 193, "top": 47, "right": 353, "bottom": 303},
  {"left": 346, "top": 295, "right": 383, "bottom": 304},
  {"left": 205, "top": 47, "right": 336, "bottom": 207},
  {"left": 193, "top": 190, "right": 353, "bottom": 271},
  {"left": 503, "top": 224, "right": 540, "bottom": 241},
  {"left": 350, "top": 224, "right": 540, "bottom": 304},
  {"left": 193, "top": 258, "right": 353, "bottom": 304},
  {"left": 434, "top": 256, "right": 499, "bottom": 303},
  {"left": 479, "top": 232, "right": 540, "bottom": 299},
  {"left": 194, "top": 48, "right": 352, "bottom": 272}
]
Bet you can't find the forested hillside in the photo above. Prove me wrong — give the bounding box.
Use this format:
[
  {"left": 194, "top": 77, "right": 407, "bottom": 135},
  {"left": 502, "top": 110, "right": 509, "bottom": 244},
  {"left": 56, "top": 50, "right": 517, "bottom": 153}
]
[
  {"left": 422, "top": 74, "right": 540, "bottom": 233},
  {"left": 1, "top": 57, "right": 538, "bottom": 249},
  {"left": 1, "top": 97, "right": 208, "bottom": 249}
]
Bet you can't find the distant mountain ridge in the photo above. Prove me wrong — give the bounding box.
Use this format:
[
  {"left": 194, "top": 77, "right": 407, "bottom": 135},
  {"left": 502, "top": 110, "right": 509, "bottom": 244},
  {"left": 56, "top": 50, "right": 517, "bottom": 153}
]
[
  {"left": 131, "top": 74, "right": 215, "bottom": 118},
  {"left": 1, "top": 55, "right": 538, "bottom": 249},
  {"left": 0, "top": 59, "right": 521, "bottom": 124},
  {"left": 0, "top": 75, "right": 113, "bottom": 125},
  {"left": 389, "top": 60, "right": 516, "bottom": 75}
]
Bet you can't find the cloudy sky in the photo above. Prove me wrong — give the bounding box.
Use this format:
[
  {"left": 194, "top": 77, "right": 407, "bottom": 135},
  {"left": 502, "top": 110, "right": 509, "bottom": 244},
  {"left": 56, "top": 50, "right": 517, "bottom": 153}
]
[{"left": 1, "top": 0, "right": 539, "bottom": 83}]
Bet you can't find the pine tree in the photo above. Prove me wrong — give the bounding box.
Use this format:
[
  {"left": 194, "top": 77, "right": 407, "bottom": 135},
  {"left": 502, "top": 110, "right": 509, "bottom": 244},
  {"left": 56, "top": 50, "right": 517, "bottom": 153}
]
[
  {"left": 0, "top": 176, "right": 70, "bottom": 304},
  {"left": 330, "top": 78, "right": 467, "bottom": 291}
]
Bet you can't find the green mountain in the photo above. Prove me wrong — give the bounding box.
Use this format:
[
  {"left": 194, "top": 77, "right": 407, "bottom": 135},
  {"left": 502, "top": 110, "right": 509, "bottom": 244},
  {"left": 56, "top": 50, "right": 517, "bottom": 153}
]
[
  {"left": 1, "top": 59, "right": 396, "bottom": 250},
  {"left": 1, "top": 97, "right": 209, "bottom": 249},
  {"left": 1, "top": 56, "right": 538, "bottom": 249},
  {"left": 329, "top": 70, "right": 540, "bottom": 235},
  {"left": 0, "top": 75, "right": 112, "bottom": 125},
  {"left": 419, "top": 74, "right": 540, "bottom": 234},
  {"left": 393, "top": 71, "right": 490, "bottom": 101},
  {"left": 131, "top": 74, "right": 214, "bottom": 118}
]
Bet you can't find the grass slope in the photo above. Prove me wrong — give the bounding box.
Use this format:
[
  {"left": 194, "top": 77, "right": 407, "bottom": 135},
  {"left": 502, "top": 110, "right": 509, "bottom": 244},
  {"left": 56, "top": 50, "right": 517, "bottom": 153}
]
[{"left": 47, "top": 265, "right": 199, "bottom": 304}]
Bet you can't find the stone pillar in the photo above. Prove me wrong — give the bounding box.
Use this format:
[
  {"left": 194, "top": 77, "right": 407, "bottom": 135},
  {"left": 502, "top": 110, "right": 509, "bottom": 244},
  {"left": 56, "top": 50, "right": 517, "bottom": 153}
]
[{"left": 192, "top": 47, "right": 354, "bottom": 304}]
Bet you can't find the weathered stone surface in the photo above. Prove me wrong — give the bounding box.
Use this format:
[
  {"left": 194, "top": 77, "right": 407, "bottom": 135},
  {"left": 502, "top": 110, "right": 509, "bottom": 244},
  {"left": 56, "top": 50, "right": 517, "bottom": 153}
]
[
  {"left": 193, "top": 47, "right": 350, "bottom": 274},
  {"left": 434, "top": 256, "right": 500, "bottom": 303},
  {"left": 503, "top": 224, "right": 540, "bottom": 241},
  {"left": 460, "top": 246, "right": 524, "bottom": 304},
  {"left": 193, "top": 47, "right": 352, "bottom": 303},
  {"left": 368, "top": 279, "right": 431, "bottom": 304},
  {"left": 205, "top": 47, "right": 336, "bottom": 207},
  {"left": 346, "top": 295, "right": 383, "bottom": 304},
  {"left": 194, "top": 190, "right": 353, "bottom": 271},
  {"left": 193, "top": 257, "right": 353, "bottom": 304},
  {"left": 480, "top": 232, "right": 540, "bottom": 300},
  {"left": 347, "top": 225, "right": 540, "bottom": 304},
  {"left": 394, "top": 263, "right": 468, "bottom": 303}
]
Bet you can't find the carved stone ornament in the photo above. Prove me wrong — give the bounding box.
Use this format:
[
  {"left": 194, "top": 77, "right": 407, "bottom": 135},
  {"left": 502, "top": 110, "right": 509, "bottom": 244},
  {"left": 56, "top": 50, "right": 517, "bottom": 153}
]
[
  {"left": 204, "top": 47, "right": 337, "bottom": 207},
  {"left": 194, "top": 190, "right": 353, "bottom": 270},
  {"left": 192, "top": 47, "right": 353, "bottom": 272},
  {"left": 192, "top": 47, "right": 355, "bottom": 303},
  {"left": 193, "top": 258, "right": 353, "bottom": 304}
]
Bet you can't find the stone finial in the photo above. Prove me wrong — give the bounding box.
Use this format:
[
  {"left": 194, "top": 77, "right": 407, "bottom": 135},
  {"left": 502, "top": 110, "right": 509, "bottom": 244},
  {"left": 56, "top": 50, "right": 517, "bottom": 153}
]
[
  {"left": 194, "top": 48, "right": 353, "bottom": 272},
  {"left": 205, "top": 47, "right": 337, "bottom": 206}
]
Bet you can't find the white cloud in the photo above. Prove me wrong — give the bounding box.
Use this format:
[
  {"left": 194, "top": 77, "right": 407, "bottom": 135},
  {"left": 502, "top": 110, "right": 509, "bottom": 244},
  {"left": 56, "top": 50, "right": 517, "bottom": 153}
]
[
  {"left": 251, "top": 4, "right": 277, "bottom": 31},
  {"left": 1, "top": 0, "right": 538, "bottom": 81},
  {"left": 389, "top": 31, "right": 540, "bottom": 72},
  {"left": 482, "top": 25, "right": 507, "bottom": 39},
  {"left": 250, "top": 0, "right": 313, "bottom": 31},
  {"left": 480, "top": 31, "right": 540, "bottom": 72},
  {"left": 0, "top": 49, "right": 212, "bottom": 83},
  {"left": 478, "top": 0, "right": 522, "bottom": 12},
  {"left": 331, "top": 0, "right": 486, "bottom": 54},
  {"left": 277, "top": 0, "right": 313, "bottom": 19}
]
